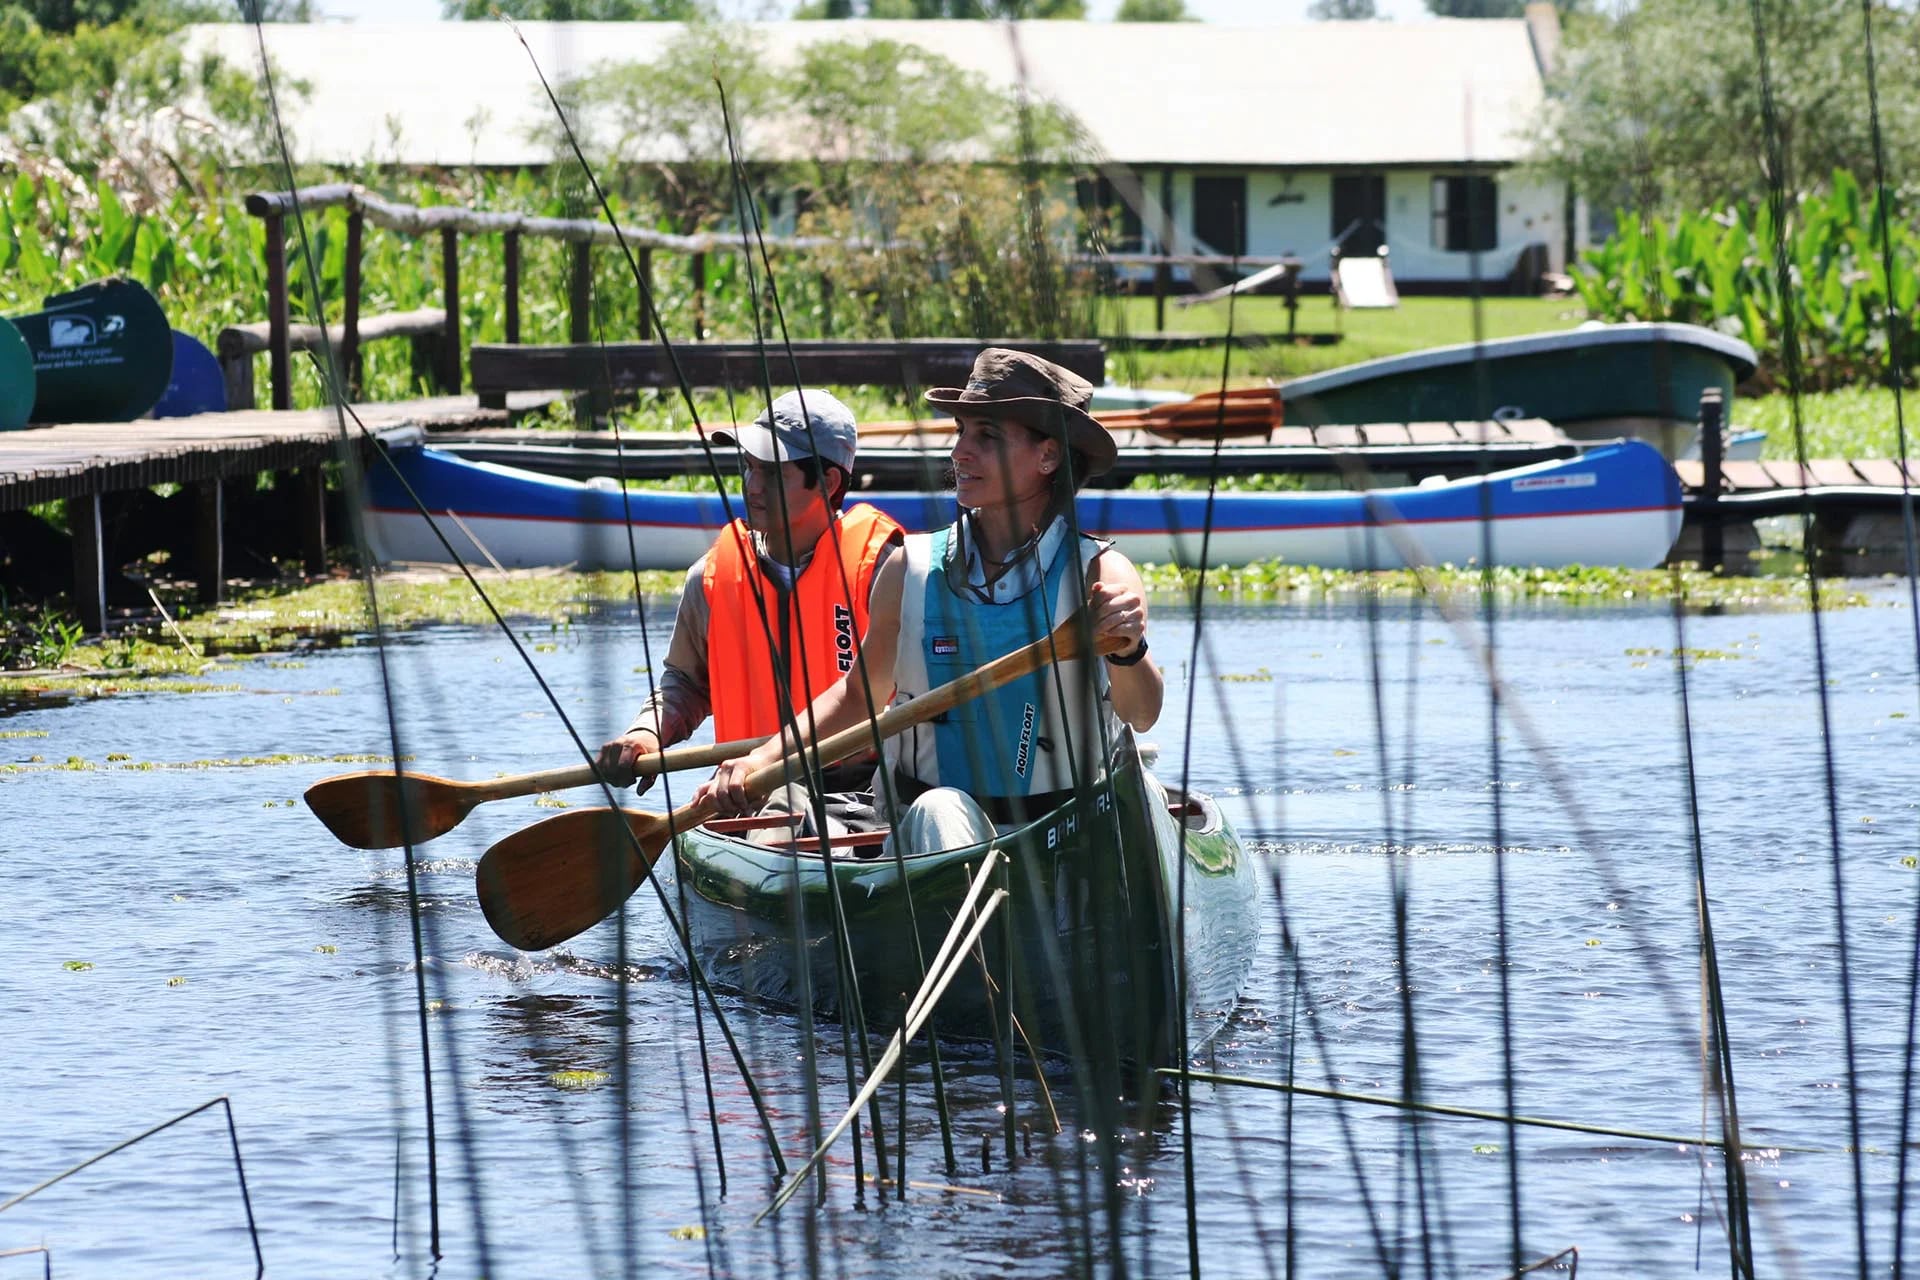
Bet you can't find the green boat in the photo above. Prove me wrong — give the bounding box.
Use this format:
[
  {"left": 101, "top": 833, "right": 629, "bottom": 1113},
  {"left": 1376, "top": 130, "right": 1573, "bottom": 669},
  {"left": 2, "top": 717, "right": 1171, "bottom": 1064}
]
[
  {"left": 1281, "top": 321, "right": 1758, "bottom": 455},
  {"left": 672, "top": 733, "right": 1259, "bottom": 1070}
]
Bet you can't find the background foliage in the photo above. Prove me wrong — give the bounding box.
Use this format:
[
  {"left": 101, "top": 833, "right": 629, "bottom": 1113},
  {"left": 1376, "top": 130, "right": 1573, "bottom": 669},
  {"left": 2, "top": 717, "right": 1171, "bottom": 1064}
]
[
  {"left": 1575, "top": 170, "right": 1918, "bottom": 391},
  {"left": 1530, "top": 0, "right": 1920, "bottom": 214}
]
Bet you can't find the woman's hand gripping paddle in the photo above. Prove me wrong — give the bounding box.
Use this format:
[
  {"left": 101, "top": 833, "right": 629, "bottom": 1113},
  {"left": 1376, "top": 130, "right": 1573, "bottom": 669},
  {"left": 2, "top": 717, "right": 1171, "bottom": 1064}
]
[
  {"left": 475, "top": 613, "right": 1124, "bottom": 951},
  {"left": 303, "top": 736, "right": 763, "bottom": 850}
]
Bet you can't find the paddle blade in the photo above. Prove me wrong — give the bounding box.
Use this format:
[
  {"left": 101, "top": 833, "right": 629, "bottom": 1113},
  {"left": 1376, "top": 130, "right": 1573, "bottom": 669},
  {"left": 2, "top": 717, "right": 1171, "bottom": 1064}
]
[
  {"left": 475, "top": 807, "right": 670, "bottom": 950},
  {"left": 303, "top": 771, "right": 472, "bottom": 850}
]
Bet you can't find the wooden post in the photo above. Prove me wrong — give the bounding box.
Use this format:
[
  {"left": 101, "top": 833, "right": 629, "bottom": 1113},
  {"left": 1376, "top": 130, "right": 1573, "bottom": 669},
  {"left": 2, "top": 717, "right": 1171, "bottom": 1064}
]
[
  {"left": 299, "top": 466, "right": 327, "bottom": 577},
  {"left": 265, "top": 213, "right": 290, "bottom": 411},
  {"left": 1153, "top": 255, "right": 1168, "bottom": 335},
  {"left": 690, "top": 251, "right": 707, "bottom": 339},
  {"left": 1698, "top": 386, "right": 1725, "bottom": 574},
  {"left": 569, "top": 241, "right": 591, "bottom": 344},
  {"left": 70, "top": 491, "right": 106, "bottom": 634},
  {"left": 194, "top": 479, "right": 224, "bottom": 606},
  {"left": 1283, "top": 258, "right": 1299, "bottom": 341},
  {"left": 440, "top": 227, "right": 461, "bottom": 394},
  {"left": 636, "top": 247, "right": 653, "bottom": 340},
  {"left": 483, "top": 231, "right": 522, "bottom": 410},
  {"left": 503, "top": 231, "right": 521, "bottom": 345},
  {"left": 341, "top": 210, "right": 364, "bottom": 398},
  {"left": 1154, "top": 168, "right": 1175, "bottom": 336}
]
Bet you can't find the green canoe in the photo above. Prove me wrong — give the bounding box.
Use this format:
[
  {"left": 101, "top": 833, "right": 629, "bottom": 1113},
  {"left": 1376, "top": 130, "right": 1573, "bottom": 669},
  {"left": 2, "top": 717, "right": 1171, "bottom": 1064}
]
[
  {"left": 1281, "top": 321, "right": 1758, "bottom": 454},
  {"left": 672, "top": 733, "right": 1259, "bottom": 1070}
]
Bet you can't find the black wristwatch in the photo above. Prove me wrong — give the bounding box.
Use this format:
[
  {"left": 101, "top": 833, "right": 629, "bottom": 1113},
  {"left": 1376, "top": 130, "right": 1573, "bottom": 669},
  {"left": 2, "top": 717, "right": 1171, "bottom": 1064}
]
[{"left": 1105, "top": 637, "right": 1149, "bottom": 667}]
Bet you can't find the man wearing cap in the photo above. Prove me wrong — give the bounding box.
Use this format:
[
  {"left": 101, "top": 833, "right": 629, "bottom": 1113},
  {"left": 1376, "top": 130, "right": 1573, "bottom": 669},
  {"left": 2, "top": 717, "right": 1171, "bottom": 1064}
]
[
  {"left": 598, "top": 389, "right": 902, "bottom": 799},
  {"left": 698, "top": 349, "right": 1161, "bottom": 854}
]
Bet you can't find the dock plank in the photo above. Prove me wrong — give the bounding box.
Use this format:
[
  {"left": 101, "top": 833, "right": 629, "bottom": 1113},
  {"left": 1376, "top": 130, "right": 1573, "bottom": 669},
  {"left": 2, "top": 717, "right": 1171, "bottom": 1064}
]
[
  {"left": 1851, "top": 458, "right": 1913, "bottom": 488},
  {"left": 1809, "top": 459, "right": 1865, "bottom": 488},
  {"left": 1720, "top": 460, "right": 1776, "bottom": 491}
]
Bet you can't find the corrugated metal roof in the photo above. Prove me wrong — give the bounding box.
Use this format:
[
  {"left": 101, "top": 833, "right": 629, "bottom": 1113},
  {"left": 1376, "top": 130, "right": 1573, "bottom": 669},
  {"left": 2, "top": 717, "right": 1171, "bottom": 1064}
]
[{"left": 184, "top": 19, "right": 1544, "bottom": 170}]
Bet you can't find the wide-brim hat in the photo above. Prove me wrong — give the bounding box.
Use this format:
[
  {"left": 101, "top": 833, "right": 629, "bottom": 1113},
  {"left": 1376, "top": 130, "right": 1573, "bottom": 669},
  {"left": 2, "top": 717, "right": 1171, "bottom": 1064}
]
[{"left": 925, "top": 347, "right": 1117, "bottom": 478}]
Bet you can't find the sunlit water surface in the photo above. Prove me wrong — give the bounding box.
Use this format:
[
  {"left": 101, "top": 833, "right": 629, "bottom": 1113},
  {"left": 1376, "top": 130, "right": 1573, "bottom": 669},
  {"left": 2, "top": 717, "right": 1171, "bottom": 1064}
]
[{"left": 3, "top": 589, "right": 1917, "bottom": 1278}]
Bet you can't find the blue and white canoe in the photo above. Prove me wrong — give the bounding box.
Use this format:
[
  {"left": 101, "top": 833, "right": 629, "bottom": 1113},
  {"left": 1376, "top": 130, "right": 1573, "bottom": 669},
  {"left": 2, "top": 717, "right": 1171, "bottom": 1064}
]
[{"left": 364, "top": 440, "right": 1683, "bottom": 572}]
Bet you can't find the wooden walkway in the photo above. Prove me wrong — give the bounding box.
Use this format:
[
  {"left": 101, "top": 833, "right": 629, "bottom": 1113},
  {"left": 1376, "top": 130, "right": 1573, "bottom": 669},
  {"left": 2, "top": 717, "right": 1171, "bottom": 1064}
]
[
  {"left": 0, "top": 395, "right": 521, "bottom": 631},
  {"left": 1675, "top": 457, "right": 1920, "bottom": 511},
  {"left": 7, "top": 393, "right": 1914, "bottom": 632}
]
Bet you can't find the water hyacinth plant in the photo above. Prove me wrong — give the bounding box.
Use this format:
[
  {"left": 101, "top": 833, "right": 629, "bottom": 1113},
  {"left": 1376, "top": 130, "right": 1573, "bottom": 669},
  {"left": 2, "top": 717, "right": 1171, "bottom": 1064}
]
[{"left": 1576, "top": 169, "right": 1920, "bottom": 391}]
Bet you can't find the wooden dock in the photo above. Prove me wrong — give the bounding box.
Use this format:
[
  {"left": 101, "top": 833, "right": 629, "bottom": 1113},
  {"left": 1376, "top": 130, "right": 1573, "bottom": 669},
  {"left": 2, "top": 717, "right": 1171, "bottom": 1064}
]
[
  {"left": 4, "top": 395, "right": 1914, "bottom": 636},
  {"left": 0, "top": 395, "right": 520, "bottom": 630}
]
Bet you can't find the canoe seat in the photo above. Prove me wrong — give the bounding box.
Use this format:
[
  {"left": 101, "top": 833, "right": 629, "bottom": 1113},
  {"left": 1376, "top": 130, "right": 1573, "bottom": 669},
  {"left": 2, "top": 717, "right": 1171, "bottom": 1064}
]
[
  {"left": 702, "top": 812, "right": 893, "bottom": 858},
  {"left": 703, "top": 812, "right": 801, "bottom": 835}
]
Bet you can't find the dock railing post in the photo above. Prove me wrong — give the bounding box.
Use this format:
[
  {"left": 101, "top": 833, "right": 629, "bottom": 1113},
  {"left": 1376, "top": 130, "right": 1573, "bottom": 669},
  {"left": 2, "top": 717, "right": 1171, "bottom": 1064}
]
[
  {"left": 265, "top": 214, "right": 290, "bottom": 411},
  {"left": 636, "top": 248, "right": 653, "bottom": 341},
  {"left": 568, "top": 241, "right": 591, "bottom": 345},
  {"left": 1699, "top": 387, "right": 1726, "bottom": 574},
  {"left": 341, "top": 210, "right": 364, "bottom": 399},
  {"left": 690, "top": 251, "right": 707, "bottom": 339},
  {"left": 439, "top": 228, "right": 461, "bottom": 394}
]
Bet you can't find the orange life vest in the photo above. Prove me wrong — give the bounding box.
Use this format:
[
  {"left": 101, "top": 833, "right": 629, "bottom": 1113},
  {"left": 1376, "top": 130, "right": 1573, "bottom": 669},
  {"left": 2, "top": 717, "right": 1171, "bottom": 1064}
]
[{"left": 704, "top": 503, "right": 900, "bottom": 742}]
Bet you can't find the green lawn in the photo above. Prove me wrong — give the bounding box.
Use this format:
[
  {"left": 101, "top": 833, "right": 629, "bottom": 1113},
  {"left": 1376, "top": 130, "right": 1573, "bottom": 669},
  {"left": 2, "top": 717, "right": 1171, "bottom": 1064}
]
[{"left": 1098, "top": 295, "right": 1585, "bottom": 389}]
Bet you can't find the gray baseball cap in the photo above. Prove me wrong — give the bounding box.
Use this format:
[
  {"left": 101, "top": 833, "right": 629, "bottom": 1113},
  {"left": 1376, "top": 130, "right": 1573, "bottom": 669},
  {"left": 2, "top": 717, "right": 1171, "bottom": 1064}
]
[{"left": 712, "top": 389, "right": 858, "bottom": 471}]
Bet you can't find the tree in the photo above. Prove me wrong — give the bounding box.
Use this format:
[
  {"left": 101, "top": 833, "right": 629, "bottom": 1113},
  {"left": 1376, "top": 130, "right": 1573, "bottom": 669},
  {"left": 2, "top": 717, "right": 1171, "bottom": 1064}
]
[
  {"left": 1425, "top": 0, "right": 1588, "bottom": 13},
  {"left": 1529, "top": 0, "right": 1920, "bottom": 213},
  {"left": 441, "top": 0, "right": 709, "bottom": 16},
  {"left": 794, "top": 0, "right": 1086, "bottom": 16},
  {"left": 1115, "top": 0, "right": 1193, "bottom": 19},
  {"left": 553, "top": 23, "right": 778, "bottom": 233},
  {"left": 1308, "top": 0, "right": 1377, "bottom": 17}
]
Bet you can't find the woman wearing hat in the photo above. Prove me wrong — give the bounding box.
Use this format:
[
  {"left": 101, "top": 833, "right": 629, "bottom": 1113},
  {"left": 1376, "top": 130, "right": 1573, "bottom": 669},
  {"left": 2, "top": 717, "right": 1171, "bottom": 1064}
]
[{"left": 697, "top": 349, "right": 1161, "bottom": 853}]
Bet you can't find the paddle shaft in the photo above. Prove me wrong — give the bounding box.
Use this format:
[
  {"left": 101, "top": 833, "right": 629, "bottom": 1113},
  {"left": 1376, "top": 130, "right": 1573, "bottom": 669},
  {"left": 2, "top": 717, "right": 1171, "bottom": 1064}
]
[
  {"left": 731, "top": 611, "right": 1117, "bottom": 805},
  {"left": 471, "top": 734, "right": 764, "bottom": 803}
]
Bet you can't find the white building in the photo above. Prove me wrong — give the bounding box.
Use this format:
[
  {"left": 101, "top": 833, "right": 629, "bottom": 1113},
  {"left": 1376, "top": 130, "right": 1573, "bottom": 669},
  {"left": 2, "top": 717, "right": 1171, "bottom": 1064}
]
[{"left": 186, "top": 10, "right": 1568, "bottom": 292}]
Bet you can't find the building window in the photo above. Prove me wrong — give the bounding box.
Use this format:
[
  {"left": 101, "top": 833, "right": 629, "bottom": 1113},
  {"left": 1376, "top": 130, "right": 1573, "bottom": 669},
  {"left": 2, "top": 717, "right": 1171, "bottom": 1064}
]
[
  {"left": 1075, "top": 175, "right": 1143, "bottom": 253},
  {"left": 1432, "top": 175, "right": 1498, "bottom": 253},
  {"left": 1192, "top": 175, "right": 1247, "bottom": 258}
]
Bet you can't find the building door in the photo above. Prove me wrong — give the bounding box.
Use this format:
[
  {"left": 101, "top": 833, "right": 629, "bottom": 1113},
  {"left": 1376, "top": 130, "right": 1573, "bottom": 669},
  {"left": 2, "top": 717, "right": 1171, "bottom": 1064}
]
[
  {"left": 1331, "top": 174, "right": 1387, "bottom": 256},
  {"left": 1191, "top": 176, "right": 1247, "bottom": 257}
]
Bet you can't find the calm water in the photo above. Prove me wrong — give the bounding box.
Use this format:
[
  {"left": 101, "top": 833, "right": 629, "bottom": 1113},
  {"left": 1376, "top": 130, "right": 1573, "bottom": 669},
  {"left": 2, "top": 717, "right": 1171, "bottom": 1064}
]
[{"left": 3, "top": 587, "right": 1917, "bottom": 1278}]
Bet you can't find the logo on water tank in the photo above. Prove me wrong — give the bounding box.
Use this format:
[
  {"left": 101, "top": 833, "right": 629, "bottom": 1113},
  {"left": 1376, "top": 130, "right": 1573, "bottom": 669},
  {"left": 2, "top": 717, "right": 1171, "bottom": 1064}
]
[
  {"left": 49, "top": 317, "right": 95, "bottom": 348},
  {"left": 46, "top": 314, "right": 123, "bottom": 348}
]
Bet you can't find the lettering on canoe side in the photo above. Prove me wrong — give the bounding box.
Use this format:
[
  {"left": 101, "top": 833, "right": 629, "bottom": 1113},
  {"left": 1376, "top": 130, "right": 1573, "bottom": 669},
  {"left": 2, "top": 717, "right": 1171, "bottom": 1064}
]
[{"left": 1015, "top": 702, "right": 1036, "bottom": 778}]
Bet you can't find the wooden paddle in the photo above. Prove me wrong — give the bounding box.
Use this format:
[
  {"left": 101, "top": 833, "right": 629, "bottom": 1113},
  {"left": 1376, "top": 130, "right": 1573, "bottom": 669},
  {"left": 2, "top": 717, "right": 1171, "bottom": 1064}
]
[
  {"left": 303, "top": 736, "right": 763, "bottom": 850},
  {"left": 475, "top": 614, "right": 1125, "bottom": 951}
]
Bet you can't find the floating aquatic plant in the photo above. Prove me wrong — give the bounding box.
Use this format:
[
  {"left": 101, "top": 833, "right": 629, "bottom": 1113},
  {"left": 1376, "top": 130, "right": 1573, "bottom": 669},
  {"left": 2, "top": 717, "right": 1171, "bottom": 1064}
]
[
  {"left": 62, "top": 960, "right": 92, "bottom": 972},
  {"left": 551, "top": 1069, "right": 612, "bottom": 1091}
]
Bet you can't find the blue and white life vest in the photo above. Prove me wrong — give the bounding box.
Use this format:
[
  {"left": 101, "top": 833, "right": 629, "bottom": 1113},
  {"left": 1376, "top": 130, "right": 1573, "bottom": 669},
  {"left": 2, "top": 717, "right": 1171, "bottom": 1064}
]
[{"left": 886, "top": 517, "right": 1118, "bottom": 799}]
